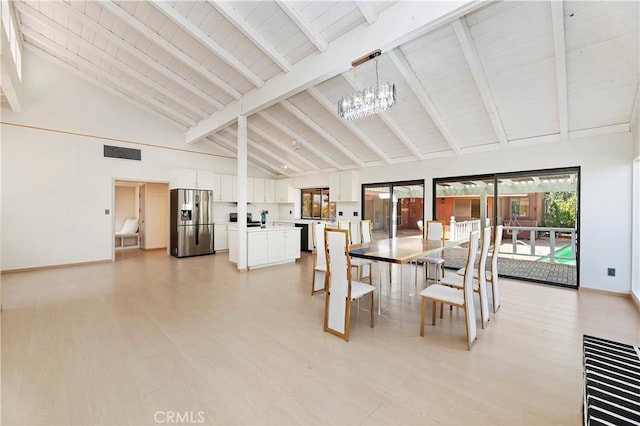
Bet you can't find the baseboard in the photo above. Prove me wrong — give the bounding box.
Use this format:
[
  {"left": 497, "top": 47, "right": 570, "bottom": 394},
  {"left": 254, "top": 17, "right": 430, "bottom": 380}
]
[
  {"left": 632, "top": 291, "right": 640, "bottom": 312},
  {"left": 1, "top": 259, "right": 112, "bottom": 274},
  {"left": 579, "top": 286, "right": 631, "bottom": 298}
]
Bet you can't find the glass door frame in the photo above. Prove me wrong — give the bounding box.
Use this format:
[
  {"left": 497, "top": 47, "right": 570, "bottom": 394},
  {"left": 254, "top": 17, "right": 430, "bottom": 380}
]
[
  {"left": 432, "top": 166, "right": 581, "bottom": 289},
  {"left": 361, "top": 179, "right": 425, "bottom": 239}
]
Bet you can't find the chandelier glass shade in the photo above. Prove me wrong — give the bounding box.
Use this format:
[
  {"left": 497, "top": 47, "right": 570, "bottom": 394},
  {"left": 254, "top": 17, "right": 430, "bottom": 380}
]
[{"left": 338, "top": 57, "right": 396, "bottom": 120}]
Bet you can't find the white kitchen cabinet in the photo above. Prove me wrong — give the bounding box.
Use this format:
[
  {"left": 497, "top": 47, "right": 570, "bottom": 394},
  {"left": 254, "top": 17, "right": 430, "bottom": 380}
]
[
  {"left": 253, "top": 178, "right": 265, "bottom": 202},
  {"left": 196, "top": 170, "right": 215, "bottom": 191},
  {"left": 329, "top": 171, "right": 360, "bottom": 202},
  {"left": 214, "top": 223, "right": 228, "bottom": 251},
  {"left": 220, "top": 174, "right": 235, "bottom": 202},
  {"left": 284, "top": 229, "right": 299, "bottom": 259},
  {"left": 267, "top": 230, "right": 285, "bottom": 263},
  {"left": 264, "top": 179, "right": 276, "bottom": 203},
  {"left": 170, "top": 169, "right": 217, "bottom": 190},
  {"left": 247, "top": 232, "right": 268, "bottom": 267},
  {"left": 275, "top": 179, "right": 295, "bottom": 203},
  {"left": 228, "top": 225, "right": 300, "bottom": 269},
  {"left": 170, "top": 169, "right": 197, "bottom": 189}
]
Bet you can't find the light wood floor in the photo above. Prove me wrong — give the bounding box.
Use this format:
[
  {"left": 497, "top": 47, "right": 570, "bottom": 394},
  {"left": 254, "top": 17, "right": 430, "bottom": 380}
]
[{"left": 2, "top": 250, "right": 639, "bottom": 425}]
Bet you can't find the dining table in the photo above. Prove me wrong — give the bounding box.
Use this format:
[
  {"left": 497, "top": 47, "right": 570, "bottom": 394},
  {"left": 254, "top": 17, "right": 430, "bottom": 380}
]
[{"left": 349, "top": 237, "right": 466, "bottom": 315}]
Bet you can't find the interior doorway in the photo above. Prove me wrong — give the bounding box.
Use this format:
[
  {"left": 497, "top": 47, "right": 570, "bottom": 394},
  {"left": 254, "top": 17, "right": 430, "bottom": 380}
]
[{"left": 114, "top": 180, "right": 169, "bottom": 258}]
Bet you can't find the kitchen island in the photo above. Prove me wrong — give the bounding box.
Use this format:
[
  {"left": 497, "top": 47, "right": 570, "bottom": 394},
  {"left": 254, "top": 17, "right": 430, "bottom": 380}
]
[{"left": 228, "top": 224, "right": 301, "bottom": 269}]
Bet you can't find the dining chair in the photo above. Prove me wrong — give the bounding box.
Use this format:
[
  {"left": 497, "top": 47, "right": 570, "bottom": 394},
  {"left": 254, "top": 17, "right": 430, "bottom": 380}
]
[
  {"left": 323, "top": 228, "right": 376, "bottom": 341},
  {"left": 441, "top": 226, "right": 491, "bottom": 328},
  {"left": 311, "top": 221, "right": 328, "bottom": 295},
  {"left": 456, "top": 225, "right": 503, "bottom": 314},
  {"left": 419, "top": 230, "right": 480, "bottom": 351},
  {"left": 338, "top": 220, "right": 373, "bottom": 284},
  {"left": 415, "top": 220, "right": 445, "bottom": 283}
]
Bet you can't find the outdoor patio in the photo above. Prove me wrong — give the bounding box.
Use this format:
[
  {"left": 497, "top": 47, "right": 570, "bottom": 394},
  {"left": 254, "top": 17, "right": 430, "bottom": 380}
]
[{"left": 441, "top": 246, "right": 578, "bottom": 287}]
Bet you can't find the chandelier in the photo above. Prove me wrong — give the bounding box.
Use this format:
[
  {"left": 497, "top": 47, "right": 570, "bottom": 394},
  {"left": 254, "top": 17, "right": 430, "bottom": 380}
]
[{"left": 338, "top": 50, "right": 396, "bottom": 120}]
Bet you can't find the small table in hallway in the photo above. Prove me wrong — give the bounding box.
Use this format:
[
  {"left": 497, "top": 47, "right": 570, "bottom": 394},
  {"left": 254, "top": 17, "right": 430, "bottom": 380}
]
[{"left": 349, "top": 237, "right": 466, "bottom": 314}]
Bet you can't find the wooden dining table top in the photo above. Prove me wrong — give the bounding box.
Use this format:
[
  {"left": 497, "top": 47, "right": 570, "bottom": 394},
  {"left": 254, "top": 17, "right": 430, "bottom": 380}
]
[{"left": 349, "top": 237, "right": 465, "bottom": 264}]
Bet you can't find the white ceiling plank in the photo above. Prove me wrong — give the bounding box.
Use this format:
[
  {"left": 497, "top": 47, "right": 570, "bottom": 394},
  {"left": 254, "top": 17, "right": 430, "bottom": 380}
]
[
  {"left": 257, "top": 111, "right": 345, "bottom": 171},
  {"left": 341, "top": 72, "right": 424, "bottom": 160},
  {"left": 100, "top": 1, "right": 241, "bottom": 100},
  {"left": 222, "top": 127, "right": 303, "bottom": 174},
  {"left": 387, "top": 47, "right": 461, "bottom": 154},
  {"left": 452, "top": 17, "right": 508, "bottom": 149},
  {"left": 186, "top": 1, "right": 482, "bottom": 143},
  {"left": 16, "top": 3, "right": 207, "bottom": 119},
  {"left": 276, "top": 1, "right": 327, "bottom": 52},
  {"left": 630, "top": 80, "right": 639, "bottom": 127},
  {"left": 280, "top": 100, "right": 365, "bottom": 167},
  {"left": 550, "top": 0, "right": 568, "bottom": 140},
  {"left": 208, "top": 0, "right": 292, "bottom": 72},
  {"left": 355, "top": 1, "right": 378, "bottom": 24},
  {"left": 150, "top": 1, "right": 264, "bottom": 88},
  {"left": 248, "top": 123, "right": 322, "bottom": 172},
  {"left": 509, "top": 123, "right": 630, "bottom": 148},
  {"left": 212, "top": 133, "right": 289, "bottom": 176},
  {"left": 23, "top": 43, "right": 187, "bottom": 130},
  {"left": 55, "top": 0, "right": 223, "bottom": 109},
  {"left": 205, "top": 138, "right": 278, "bottom": 177},
  {"left": 306, "top": 87, "right": 392, "bottom": 164},
  {"left": 23, "top": 30, "right": 196, "bottom": 127}
]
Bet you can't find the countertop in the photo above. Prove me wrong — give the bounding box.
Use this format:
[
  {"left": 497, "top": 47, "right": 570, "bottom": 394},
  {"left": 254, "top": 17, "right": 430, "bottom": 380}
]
[{"left": 227, "top": 224, "right": 300, "bottom": 232}]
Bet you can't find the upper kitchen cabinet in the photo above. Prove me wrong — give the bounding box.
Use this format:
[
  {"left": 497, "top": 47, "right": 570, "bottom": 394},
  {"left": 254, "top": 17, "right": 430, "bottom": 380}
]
[
  {"left": 170, "top": 169, "right": 215, "bottom": 191},
  {"left": 251, "top": 178, "right": 276, "bottom": 203},
  {"left": 275, "top": 179, "right": 295, "bottom": 203},
  {"left": 329, "top": 171, "right": 360, "bottom": 202}
]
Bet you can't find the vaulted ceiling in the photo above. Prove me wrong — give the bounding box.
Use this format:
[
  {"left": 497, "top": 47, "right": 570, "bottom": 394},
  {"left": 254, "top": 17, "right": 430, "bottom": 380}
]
[{"left": 9, "top": 1, "right": 640, "bottom": 177}]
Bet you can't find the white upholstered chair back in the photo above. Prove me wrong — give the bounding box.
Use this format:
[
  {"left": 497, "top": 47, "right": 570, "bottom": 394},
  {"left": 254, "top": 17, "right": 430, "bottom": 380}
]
[
  {"left": 313, "top": 222, "right": 326, "bottom": 268},
  {"left": 338, "top": 220, "right": 352, "bottom": 243},
  {"left": 477, "top": 227, "right": 492, "bottom": 323},
  {"left": 324, "top": 228, "right": 351, "bottom": 337},
  {"left": 360, "top": 220, "right": 373, "bottom": 244},
  {"left": 463, "top": 230, "right": 480, "bottom": 347},
  {"left": 426, "top": 221, "right": 444, "bottom": 242},
  {"left": 491, "top": 225, "right": 503, "bottom": 311}
]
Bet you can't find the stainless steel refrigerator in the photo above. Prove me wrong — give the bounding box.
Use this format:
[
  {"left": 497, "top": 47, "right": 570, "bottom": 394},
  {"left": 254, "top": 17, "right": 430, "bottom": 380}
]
[{"left": 170, "top": 189, "right": 214, "bottom": 257}]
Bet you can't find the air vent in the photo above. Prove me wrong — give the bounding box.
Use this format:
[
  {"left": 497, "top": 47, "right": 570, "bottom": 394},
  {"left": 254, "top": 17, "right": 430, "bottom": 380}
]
[{"left": 103, "top": 145, "right": 141, "bottom": 161}]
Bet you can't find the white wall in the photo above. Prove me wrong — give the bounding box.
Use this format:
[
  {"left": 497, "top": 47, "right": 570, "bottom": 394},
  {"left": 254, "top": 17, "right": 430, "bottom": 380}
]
[
  {"left": 0, "top": 50, "right": 267, "bottom": 270},
  {"left": 357, "top": 133, "right": 634, "bottom": 293},
  {"left": 631, "top": 93, "right": 640, "bottom": 302},
  {"left": 115, "top": 186, "right": 137, "bottom": 231}
]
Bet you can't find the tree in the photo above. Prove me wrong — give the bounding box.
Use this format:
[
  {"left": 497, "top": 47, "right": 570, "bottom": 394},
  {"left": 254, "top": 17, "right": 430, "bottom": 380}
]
[{"left": 543, "top": 192, "right": 576, "bottom": 228}]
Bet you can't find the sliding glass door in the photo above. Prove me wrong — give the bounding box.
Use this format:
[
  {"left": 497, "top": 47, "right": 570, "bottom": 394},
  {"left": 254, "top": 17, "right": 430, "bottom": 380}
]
[
  {"left": 362, "top": 180, "right": 424, "bottom": 240},
  {"left": 434, "top": 167, "right": 579, "bottom": 288}
]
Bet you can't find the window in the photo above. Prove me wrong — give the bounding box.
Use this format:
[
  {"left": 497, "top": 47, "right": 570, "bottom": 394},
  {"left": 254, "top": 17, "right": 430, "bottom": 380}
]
[
  {"left": 510, "top": 198, "right": 530, "bottom": 216},
  {"left": 301, "top": 188, "right": 335, "bottom": 220}
]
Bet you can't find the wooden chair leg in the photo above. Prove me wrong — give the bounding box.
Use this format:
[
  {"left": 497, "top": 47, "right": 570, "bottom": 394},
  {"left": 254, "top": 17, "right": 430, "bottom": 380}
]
[
  {"left": 440, "top": 302, "right": 444, "bottom": 319},
  {"left": 370, "top": 292, "right": 374, "bottom": 328},
  {"left": 464, "top": 305, "right": 471, "bottom": 351},
  {"left": 478, "top": 289, "right": 486, "bottom": 329},
  {"left": 420, "top": 297, "right": 426, "bottom": 336},
  {"left": 431, "top": 300, "right": 436, "bottom": 325}
]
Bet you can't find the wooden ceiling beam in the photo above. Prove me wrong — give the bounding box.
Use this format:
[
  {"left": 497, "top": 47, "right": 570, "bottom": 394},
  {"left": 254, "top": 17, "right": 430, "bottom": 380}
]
[
  {"left": 257, "top": 111, "right": 345, "bottom": 171},
  {"left": 452, "top": 17, "right": 508, "bottom": 149},
  {"left": 276, "top": 1, "right": 328, "bottom": 52},
  {"left": 388, "top": 47, "right": 461, "bottom": 155},
  {"left": 187, "top": 1, "right": 481, "bottom": 143},
  {"left": 208, "top": 0, "right": 292, "bottom": 72},
  {"left": 550, "top": 1, "right": 569, "bottom": 140},
  {"left": 306, "top": 87, "right": 392, "bottom": 164},
  {"left": 100, "top": 1, "right": 241, "bottom": 100},
  {"left": 280, "top": 100, "right": 365, "bottom": 167},
  {"left": 150, "top": 1, "right": 264, "bottom": 88}
]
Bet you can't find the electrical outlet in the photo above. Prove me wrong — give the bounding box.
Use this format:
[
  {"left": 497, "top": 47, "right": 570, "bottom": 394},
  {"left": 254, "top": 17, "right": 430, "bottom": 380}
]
[
  {"left": 338, "top": 211, "right": 343, "bottom": 216},
  {"left": 105, "top": 209, "right": 110, "bottom": 215},
  {"left": 607, "top": 268, "right": 616, "bottom": 277},
  {"left": 289, "top": 210, "right": 292, "bottom": 215},
  {"left": 353, "top": 211, "right": 358, "bottom": 216}
]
